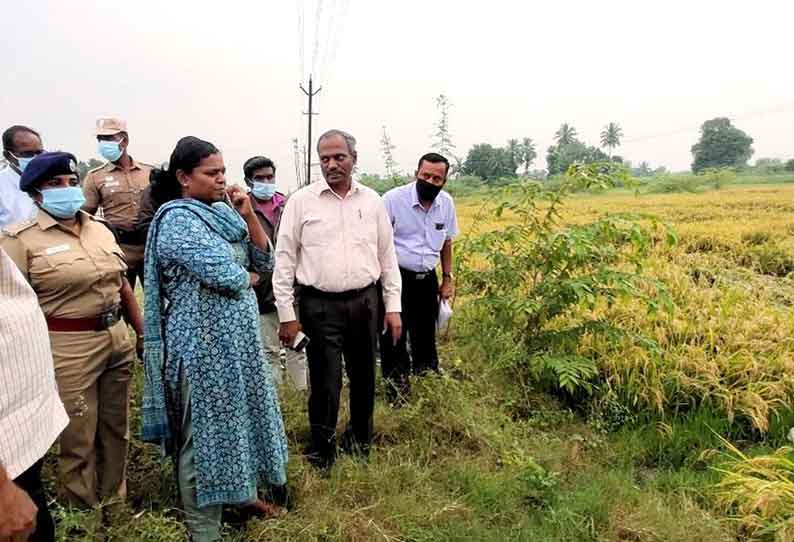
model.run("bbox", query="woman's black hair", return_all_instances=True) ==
[150,136,220,206]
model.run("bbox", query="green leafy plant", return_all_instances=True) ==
[456,161,675,404]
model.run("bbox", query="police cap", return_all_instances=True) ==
[19,151,79,192]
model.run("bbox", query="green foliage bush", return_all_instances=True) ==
[455,162,674,410]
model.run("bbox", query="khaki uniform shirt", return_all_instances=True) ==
[82,158,153,231]
[273,179,402,322]
[0,209,127,319]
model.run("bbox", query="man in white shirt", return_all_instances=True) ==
[0,246,69,542]
[0,125,42,228]
[273,129,402,469]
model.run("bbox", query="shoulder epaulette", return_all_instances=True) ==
[83,213,120,240]
[2,219,37,237]
[86,163,110,176]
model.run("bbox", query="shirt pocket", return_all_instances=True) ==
[301,215,336,247]
[41,248,90,270]
[100,183,135,207]
[428,224,447,252]
[32,248,93,289]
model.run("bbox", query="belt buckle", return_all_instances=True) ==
[415,272,428,280]
[98,311,117,330]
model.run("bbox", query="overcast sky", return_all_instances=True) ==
[2,0,792,191]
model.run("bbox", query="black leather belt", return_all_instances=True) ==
[400,268,435,280]
[301,283,376,300]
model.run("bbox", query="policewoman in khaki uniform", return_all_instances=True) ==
[0,152,144,510]
[82,117,153,289]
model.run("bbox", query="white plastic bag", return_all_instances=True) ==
[437,298,453,332]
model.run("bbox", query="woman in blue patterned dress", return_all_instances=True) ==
[141,137,288,541]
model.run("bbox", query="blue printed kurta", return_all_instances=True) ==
[155,205,288,507]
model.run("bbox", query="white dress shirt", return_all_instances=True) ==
[0,161,36,229]
[0,247,68,479]
[273,179,402,322]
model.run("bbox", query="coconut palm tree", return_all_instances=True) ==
[554,123,578,146]
[506,139,521,174]
[600,122,624,158]
[520,137,537,174]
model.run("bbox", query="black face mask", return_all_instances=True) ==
[416,178,442,202]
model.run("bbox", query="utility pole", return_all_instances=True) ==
[300,76,322,187]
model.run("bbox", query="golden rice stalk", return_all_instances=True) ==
[712,436,794,539]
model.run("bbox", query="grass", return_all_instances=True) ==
[48,182,794,541]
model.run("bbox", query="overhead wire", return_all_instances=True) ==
[297,0,305,82]
[310,0,325,78]
[320,0,350,85]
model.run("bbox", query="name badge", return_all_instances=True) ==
[45,244,70,255]
[435,223,445,230]
[104,176,114,182]
[104,180,120,187]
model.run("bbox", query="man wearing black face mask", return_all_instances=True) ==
[380,152,458,404]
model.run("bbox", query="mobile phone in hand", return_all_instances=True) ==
[292,331,310,352]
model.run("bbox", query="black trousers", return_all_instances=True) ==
[14,459,54,542]
[380,268,439,401]
[126,260,144,290]
[299,284,378,461]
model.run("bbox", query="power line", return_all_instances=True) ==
[310,0,325,77]
[297,0,305,81]
[319,0,350,84]
[316,0,337,83]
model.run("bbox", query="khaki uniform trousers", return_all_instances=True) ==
[259,312,308,390]
[50,320,134,508]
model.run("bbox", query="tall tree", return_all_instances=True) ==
[462,143,515,181]
[600,122,623,158]
[691,117,754,172]
[380,125,399,178]
[520,137,537,174]
[554,123,578,145]
[546,141,608,176]
[432,94,455,157]
[506,139,521,175]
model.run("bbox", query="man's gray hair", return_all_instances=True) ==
[316,129,357,155]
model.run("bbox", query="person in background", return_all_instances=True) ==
[143,137,288,541]
[0,246,69,542]
[273,129,402,470]
[0,125,43,228]
[82,117,153,289]
[0,152,142,513]
[244,155,307,390]
[380,152,458,403]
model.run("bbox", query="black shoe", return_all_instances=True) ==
[339,429,370,458]
[303,445,335,473]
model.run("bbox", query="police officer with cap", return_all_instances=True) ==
[82,117,153,289]
[1,151,144,511]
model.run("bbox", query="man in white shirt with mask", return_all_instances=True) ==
[0,125,43,228]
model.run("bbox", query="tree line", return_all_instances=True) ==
[375,96,791,184]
